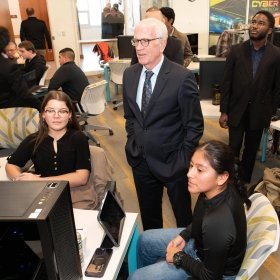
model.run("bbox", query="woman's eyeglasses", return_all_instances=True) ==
[44,109,69,116]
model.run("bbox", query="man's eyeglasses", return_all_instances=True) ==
[44,109,69,116]
[131,38,161,47]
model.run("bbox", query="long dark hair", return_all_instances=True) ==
[33,90,81,152]
[197,140,251,209]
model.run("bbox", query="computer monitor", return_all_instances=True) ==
[0,181,82,280]
[117,35,134,59]
[199,58,226,100]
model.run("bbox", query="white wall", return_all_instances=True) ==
[47,0,80,68]
[7,0,22,45]
[173,0,209,54]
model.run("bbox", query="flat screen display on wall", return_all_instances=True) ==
[209,0,247,34]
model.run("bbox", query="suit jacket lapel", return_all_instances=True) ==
[127,64,143,123]
[241,41,253,80]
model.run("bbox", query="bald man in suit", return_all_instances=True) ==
[123,18,203,230]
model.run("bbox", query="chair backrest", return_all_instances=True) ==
[80,80,107,115]
[39,64,51,86]
[71,145,115,210]
[0,107,39,149]
[236,192,280,280]
[108,60,131,85]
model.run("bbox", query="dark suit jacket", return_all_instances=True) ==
[0,55,41,110]
[131,36,184,66]
[220,40,280,130]
[123,57,204,181]
[20,17,52,49]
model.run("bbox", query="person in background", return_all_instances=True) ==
[0,26,41,111]
[20,7,52,57]
[101,7,113,39]
[123,18,203,230]
[131,8,184,66]
[4,41,24,64]
[160,7,193,67]
[219,10,280,183]
[18,40,46,89]
[5,90,91,189]
[129,140,251,280]
[48,48,89,102]
[112,3,124,36]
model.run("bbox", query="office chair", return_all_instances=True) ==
[0,107,39,149]
[71,145,114,210]
[236,192,279,280]
[39,64,51,86]
[108,60,131,110]
[75,80,113,147]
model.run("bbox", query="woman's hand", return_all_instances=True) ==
[166,235,186,263]
[13,172,41,181]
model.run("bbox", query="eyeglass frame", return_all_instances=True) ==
[131,37,162,47]
[44,108,70,116]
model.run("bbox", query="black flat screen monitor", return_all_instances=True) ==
[117,35,134,59]
[199,58,226,100]
[97,190,126,248]
[0,181,82,280]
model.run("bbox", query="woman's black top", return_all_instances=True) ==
[7,129,91,176]
[179,187,247,280]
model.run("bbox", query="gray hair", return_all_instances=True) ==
[136,18,168,40]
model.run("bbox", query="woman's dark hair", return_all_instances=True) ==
[0,26,10,53]
[33,90,81,152]
[197,140,251,209]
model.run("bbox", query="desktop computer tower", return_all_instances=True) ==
[0,181,82,280]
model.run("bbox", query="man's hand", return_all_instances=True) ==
[166,235,186,263]
[219,113,229,129]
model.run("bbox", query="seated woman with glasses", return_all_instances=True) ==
[5,90,91,190]
[129,140,251,280]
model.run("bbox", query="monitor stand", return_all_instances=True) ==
[100,234,114,249]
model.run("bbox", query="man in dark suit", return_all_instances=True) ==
[0,27,41,111]
[219,10,280,183]
[20,7,52,57]
[130,9,184,66]
[123,18,203,230]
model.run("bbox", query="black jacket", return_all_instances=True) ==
[20,17,52,49]
[0,55,41,110]
[48,61,89,102]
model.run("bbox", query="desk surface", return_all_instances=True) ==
[200,100,220,118]
[79,39,117,44]
[74,209,138,280]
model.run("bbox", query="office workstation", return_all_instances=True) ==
[0,161,138,280]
